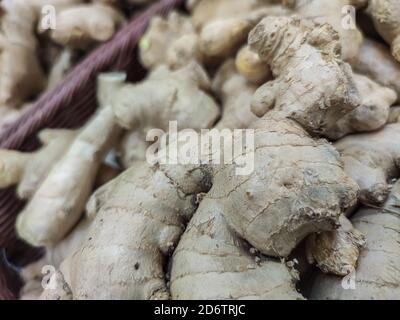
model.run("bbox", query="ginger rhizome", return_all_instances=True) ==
[334,124,400,205]
[305,214,366,276]
[168,16,362,300]
[16,73,126,246]
[326,73,397,139]
[0,129,77,199]
[0,0,47,108]
[48,3,125,50]
[111,63,219,132]
[41,161,214,299]
[311,179,400,300]
[353,39,400,102]
[139,12,199,70]
[212,59,259,130]
[367,0,400,62]
[281,0,366,61]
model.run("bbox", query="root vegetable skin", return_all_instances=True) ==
[49,3,125,50]
[0,0,46,108]
[0,129,77,198]
[306,215,366,276]
[235,45,272,85]
[206,16,361,257]
[111,63,220,132]
[16,106,120,246]
[282,0,364,61]
[116,130,149,169]
[388,106,400,124]
[16,73,127,246]
[249,17,360,139]
[171,200,303,300]
[325,73,397,140]
[213,114,359,258]
[42,162,213,300]
[212,60,259,130]
[334,123,400,205]
[367,0,400,62]
[191,0,276,30]
[311,180,400,300]
[353,39,400,102]
[198,6,289,63]
[139,12,199,70]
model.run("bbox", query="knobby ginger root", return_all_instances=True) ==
[306,215,366,276]
[282,0,364,61]
[367,0,400,62]
[235,45,272,85]
[198,7,287,63]
[352,39,400,102]
[0,129,77,198]
[212,59,259,130]
[249,17,360,139]
[171,200,303,300]
[311,179,400,300]
[191,0,281,31]
[211,16,360,257]
[111,63,219,132]
[334,123,400,205]
[49,3,125,50]
[139,12,199,70]
[42,162,213,300]
[16,73,126,246]
[20,216,92,299]
[325,73,397,140]
[0,0,46,108]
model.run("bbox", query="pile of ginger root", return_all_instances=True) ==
[1,0,400,300]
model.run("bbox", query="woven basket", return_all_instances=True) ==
[0,0,184,300]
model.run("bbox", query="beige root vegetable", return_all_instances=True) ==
[311,179,400,300]
[139,12,199,70]
[249,17,359,136]
[306,215,365,276]
[325,73,397,140]
[188,0,290,63]
[191,0,275,30]
[42,17,363,300]
[352,39,400,102]
[198,7,287,63]
[20,216,92,300]
[172,18,361,298]
[367,0,400,62]
[282,0,365,61]
[111,62,219,131]
[171,18,357,299]
[388,106,400,123]
[49,3,125,50]
[16,73,126,246]
[210,16,360,257]
[0,0,46,108]
[212,59,259,129]
[108,63,220,169]
[42,162,214,300]
[171,200,304,300]
[334,123,400,205]
[235,45,272,85]
[115,130,149,169]
[0,129,77,198]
